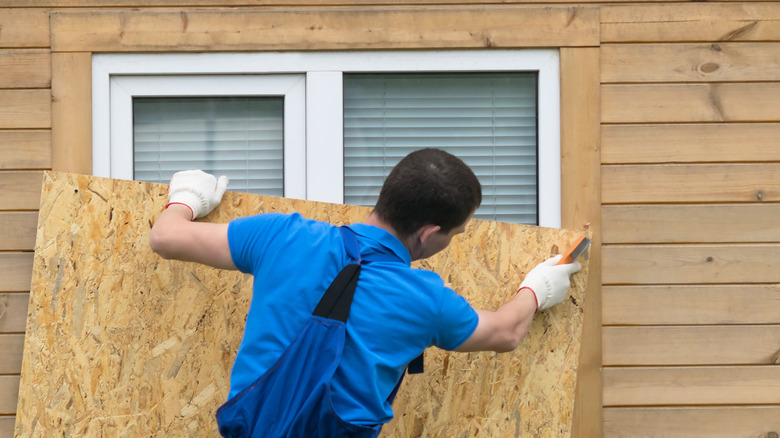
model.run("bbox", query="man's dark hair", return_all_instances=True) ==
[372,148,482,237]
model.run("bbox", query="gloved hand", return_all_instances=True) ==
[518,255,581,311]
[167,170,229,219]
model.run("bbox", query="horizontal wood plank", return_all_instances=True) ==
[0,376,19,415]
[0,253,34,292]
[602,204,780,243]
[0,90,51,129]
[0,49,51,88]
[0,335,23,374]
[603,285,780,325]
[0,212,38,251]
[50,6,599,52]
[602,4,780,43]
[603,366,780,406]
[602,123,780,164]
[0,416,15,437]
[0,130,51,170]
[602,43,780,83]
[603,326,780,366]
[0,171,44,210]
[603,243,780,285]
[0,293,29,333]
[604,406,780,438]
[602,163,780,204]
[0,9,50,48]
[602,83,780,123]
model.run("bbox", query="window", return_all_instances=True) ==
[93,50,560,226]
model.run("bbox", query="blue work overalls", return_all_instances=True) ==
[215,227,420,437]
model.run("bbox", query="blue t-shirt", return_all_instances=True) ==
[227,212,478,425]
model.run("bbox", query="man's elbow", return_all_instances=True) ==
[149,227,177,260]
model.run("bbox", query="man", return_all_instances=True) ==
[150,148,580,437]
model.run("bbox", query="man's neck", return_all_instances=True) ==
[362,212,417,259]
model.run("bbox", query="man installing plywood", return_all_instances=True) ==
[150,148,580,437]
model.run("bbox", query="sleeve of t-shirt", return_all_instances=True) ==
[227,213,288,275]
[431,286,479,351]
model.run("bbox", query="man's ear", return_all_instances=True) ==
[417,224,442,247]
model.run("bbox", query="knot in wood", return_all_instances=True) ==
[699,62,719,74]
[766,432,778,438]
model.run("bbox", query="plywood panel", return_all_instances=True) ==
[0,9,50,48]
[0,131,51,170]
[602,4,780,43]
[0,335,23,374]
[604,406,780,438]
[601,123,780,164]
[0,254,33,292]
[602,43,780,83]
[0,293,29,333]
[0,50,50,88]
[0,171,44,211]
[602,163,780,204]
[602,204,780,243]
[0,90,51,129]
[50,7,599,52]
[0,377,20,415]
[0,212,38,251]
[15,172,589,437]
[603,326,780,366]
[603,366,780,406]
[51,52,91,174]
[603,285,780,325]
[602,244,780,285]
[602,83,780,123]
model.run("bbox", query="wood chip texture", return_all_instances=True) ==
[15,172,589,437]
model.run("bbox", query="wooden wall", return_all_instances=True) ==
[0,1,777,437]
[600,3,780,436]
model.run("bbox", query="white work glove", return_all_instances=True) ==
[167,170,229,219]
[518,255,581,311]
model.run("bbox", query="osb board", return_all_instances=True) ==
[15,171,589,437]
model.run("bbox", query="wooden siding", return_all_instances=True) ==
[2,1,779,437]
[601,3,780,436]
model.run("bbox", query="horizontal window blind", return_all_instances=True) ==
[343,73,538,224]
[133,96,284,196]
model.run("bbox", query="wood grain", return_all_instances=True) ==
[15,172,589,437]
[602,43,780,83]
[0,254,33,292]
[602,204,780,243]
[604,406,780,438]
[602,83,780,123]
[603,326,780,366]
[0,293,29,333]
[0,171,44,211]
[601,123,780,164]
[602,243,780,285]
[0,50,51,89]
[0,212,38,251]
[602,3,780,43]
[0,376,20,415]
[50,7,599,52]
[0,9,50,48]
[602,163,780,204]
[0,335,24,374]
[0,90,51,130]
[603,285,780,325]
[0,131,51,170]
[603,366,780,406]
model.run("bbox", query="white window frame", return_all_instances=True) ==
[93,50,561,227]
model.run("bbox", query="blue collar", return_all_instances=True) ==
[344,223,412,266]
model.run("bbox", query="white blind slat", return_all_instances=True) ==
[133,96,285,197]
[343,72,538,224]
